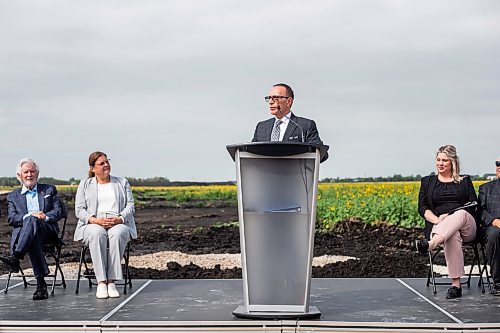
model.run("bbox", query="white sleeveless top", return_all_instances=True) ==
[97,183,118,217]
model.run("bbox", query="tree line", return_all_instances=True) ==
[0,177,233,187]
[321,173,491,183]
[0,173,492,187]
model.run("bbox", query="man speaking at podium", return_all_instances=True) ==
[252,83,327,160]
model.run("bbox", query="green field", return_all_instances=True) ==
[1,182,486,230]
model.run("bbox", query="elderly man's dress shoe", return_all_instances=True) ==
[446,286,462,299]
[33,287,48,300]
[415,239,429,255]
[491,283,500,296]
[33,282,48,301]
[0,255,20,273]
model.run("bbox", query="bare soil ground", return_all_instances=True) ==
[0,192,438,279]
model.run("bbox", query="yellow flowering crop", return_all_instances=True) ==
[44,181,488,230]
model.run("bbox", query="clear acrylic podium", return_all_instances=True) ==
[226,142,329,319]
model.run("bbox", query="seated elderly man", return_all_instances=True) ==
[479,155,500,295]
[0,158,62,300]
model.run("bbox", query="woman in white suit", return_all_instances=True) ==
[74,151,137,299]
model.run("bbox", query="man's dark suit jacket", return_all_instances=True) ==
[7,183,62,254]
[479,179,500,227]
[252,113,328,161]
[252,113,323,144]
[418,175,478,240]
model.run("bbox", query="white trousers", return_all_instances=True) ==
[82,224,131,282]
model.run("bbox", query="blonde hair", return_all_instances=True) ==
[436,145,463,182]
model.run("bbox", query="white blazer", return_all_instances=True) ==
[74,175,137,241]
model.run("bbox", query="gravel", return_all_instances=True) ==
[1,252,357,280]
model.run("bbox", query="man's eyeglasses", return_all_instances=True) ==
[496,161,500,167]
[96,159,111,167]
[264,95,290,102]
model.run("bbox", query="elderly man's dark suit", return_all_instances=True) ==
[478,179,500,284]
[252,113,328,161]
[7,184,62,278]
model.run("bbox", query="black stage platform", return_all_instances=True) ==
[1,278,500,332]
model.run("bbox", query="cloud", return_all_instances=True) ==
[1,0,499,180]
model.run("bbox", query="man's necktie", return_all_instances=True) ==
[271,120,282,141]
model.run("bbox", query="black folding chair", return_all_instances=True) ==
[426,238,491,294]
[4,199,68,295]
[75,241,132,295]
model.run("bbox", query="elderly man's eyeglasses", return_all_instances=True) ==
[264,95,290,102]
[96,159,111,167]
[496,161,500,167]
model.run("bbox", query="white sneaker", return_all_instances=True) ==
[107,283,120,298]
[96,284,108,299]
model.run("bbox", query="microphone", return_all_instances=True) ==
[277,105,305,143]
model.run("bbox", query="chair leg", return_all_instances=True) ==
[75,243,132,295]
[426,265,432,287]
[464,246,478,288]
[469,245,485,293]
[75,246,85,294]
[50,260,66,295]
[425,243,491,295]
[428,251,437,294]
[480,244,492,293]
[19,267,28,288]
[51,268,57,296]
[127,245,132,289]
[82,252,93,288]
[123,243,131,295]
[58,262,67,289]
[4,272,12,293]
[46,249,57,296]
[56,245,66,289]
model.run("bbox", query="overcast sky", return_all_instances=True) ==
[1,1,499,181]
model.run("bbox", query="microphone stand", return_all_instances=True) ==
[277,107,305,142]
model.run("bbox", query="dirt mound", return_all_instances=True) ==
[0,200,432,279]
[126,221,430,279]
